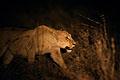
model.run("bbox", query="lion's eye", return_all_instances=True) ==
[65,37,69,40]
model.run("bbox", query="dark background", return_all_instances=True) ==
[0,1,119,80]
[0,0,119,34]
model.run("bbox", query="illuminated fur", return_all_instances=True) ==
[0,25,76,69]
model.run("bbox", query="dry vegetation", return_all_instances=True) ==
[0,7,119,80]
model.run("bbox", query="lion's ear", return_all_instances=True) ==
[60,27,66,31]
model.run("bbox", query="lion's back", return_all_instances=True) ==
[0,28,27,48]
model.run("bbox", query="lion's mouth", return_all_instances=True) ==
[65,46,72,50]
[65,46,72,52]
[60,46,73,53]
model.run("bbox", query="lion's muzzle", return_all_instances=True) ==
[65,44,75,52]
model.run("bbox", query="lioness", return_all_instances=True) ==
[0,25,76,69]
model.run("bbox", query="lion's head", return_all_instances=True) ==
[55,30,76,52]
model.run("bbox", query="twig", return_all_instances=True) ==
[78,14,102,25]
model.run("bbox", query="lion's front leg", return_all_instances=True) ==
[50,48,67,69]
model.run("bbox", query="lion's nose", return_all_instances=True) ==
[72,42,76,48]
[73,42,76,45]
[72,44,76,48]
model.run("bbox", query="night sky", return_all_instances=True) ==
[0,0,119,34]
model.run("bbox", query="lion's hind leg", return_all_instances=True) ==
[3,50,14,68]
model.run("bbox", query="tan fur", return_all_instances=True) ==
[0,25,76,69]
